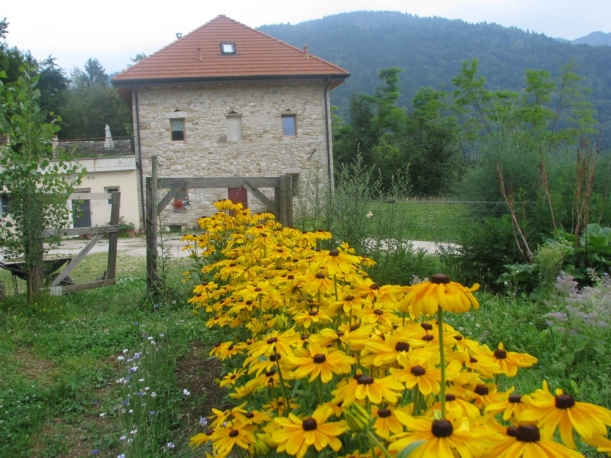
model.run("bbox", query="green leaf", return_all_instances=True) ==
[396,440,425,458]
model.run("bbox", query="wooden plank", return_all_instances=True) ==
[51,278,117,295]
[243,181,276,213]
[68,193,114,200]
[284,174,294,228]
[106,192,121,280]
[157,179,187,214]
[41,225,119,239]
[50,234,104,286]
[157,177,280,189]
[146,156,159,293]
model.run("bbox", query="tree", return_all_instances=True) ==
[83,58,108,86]
[0,66,84,300]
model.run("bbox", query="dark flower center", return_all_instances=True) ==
[469,356,478,363]
[374,309,384,316]
[377,408,391,418]
[245,300,252,305]
[422,334,434,342]
[269,354,280,362]
[302,418,318,431]
[344,295,355,302]
[202,282,209,286]
[229,430,239,437]
[494,349,508,359]
[255,287,262,292]
[267,337,278,344]
[431,419,453,438]
[313,354,327,364]
[228,345,234,351]
[370,284,380,290]
[515,425,540,442]
[395,342,410,352]
[350,325,359,331]
[411,365,426,376]
[301,335,309,340]
[555,394,576,409]
[453,335,463,341]
[445,394,456,401]
[315,273,326,279]
[230,375,236,379]
[509,394,522,403]
[205,429,215,436]
[287,275,295,280]
[421,323,433,331]
[507,427,517,437]
[357,375,374,385]
[474,385,489,396]
[329,249,339,257]
[245,412,255,419]
[265,370,275,377]
[309,310,318,316]
[431,274,450,284]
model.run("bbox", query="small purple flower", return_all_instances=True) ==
[92,451,99,455]
[129,366,138,373]
[149,411,156,415]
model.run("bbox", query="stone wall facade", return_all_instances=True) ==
[133,81,334,228]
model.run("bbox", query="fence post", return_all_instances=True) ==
[145,156,159,294]
[274,175,293,227]
[106,192,120,280]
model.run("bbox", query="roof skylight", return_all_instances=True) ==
[220,43,236,54]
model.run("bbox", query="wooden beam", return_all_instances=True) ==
[50,278,117,295]
[242,181,276,213]
[50,233,104,286]
[157,179,187,214]
[157,177,280,189]
[146,156,159,294]
[41,225,119,239]
[106,192,120,280]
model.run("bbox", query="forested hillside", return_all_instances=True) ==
[259,11,611,139]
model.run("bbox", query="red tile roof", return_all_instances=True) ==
[113,15,349,85]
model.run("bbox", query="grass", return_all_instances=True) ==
[0,249,229,457]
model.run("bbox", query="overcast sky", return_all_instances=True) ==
[2,0,609,75]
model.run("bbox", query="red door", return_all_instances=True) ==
[228,187,248,209]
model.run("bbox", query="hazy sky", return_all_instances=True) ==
[2,0,609,74]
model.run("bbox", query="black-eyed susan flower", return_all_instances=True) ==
[485,424,584,458]
[219,369,245,388]
[332,374,404,406]
[314,248,360,276]
[272,405,347,458]
[287,343,355,383]
[371,405,406,439]
[475,342,538,377]
[520,381,611,449]
[485,388,528,423]
[210,421,258,457]
[401,274,480,316]
[391,352,442,396]
[388,415,492,458]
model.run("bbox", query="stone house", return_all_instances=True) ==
[112,15,349,228]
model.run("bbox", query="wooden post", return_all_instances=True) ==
[274,175,293,228]
[106,192,120,280]
[146,156,159,293]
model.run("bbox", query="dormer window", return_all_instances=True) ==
[220,43,236,54]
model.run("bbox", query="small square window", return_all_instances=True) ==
[105,187,119,205]
[221,43,236,54]
[1,193,11,215]
[282,115,296,137]
[171,119,185,141]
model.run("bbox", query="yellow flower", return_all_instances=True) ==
[219,369,246,388]
[248,328,301,359]
[401,274,479,316]
[520,381,611,449]
[332,374,404,406]
[314,248,360,276]
[485,424,584,458]
[287,343,356,383]
[210,421,258,457]
[371,405,406,439]
[485,388,528,423]
[481,342,538,377]
[388,416,492,458]
[391,352,442,396]
[272,405,347,458]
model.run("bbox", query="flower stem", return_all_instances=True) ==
[366,431,393,458]
[274,349,290,416]
[438,305,446,419]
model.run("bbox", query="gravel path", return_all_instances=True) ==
[43,236,458,259]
